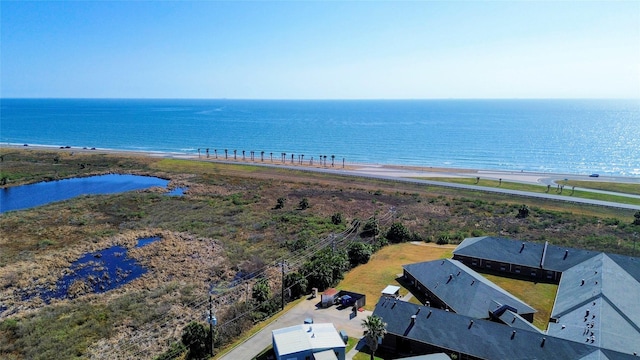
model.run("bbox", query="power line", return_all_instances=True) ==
[110,208,397,358]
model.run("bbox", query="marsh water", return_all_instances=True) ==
[0,174,170,213]
[35,236,162,303]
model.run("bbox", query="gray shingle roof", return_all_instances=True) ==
[454,236,600,271]
[547,253,640,355]
[403,259,536,317]
[499,308,544,333]
[373,298,637,360]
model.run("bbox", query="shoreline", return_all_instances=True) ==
[3,143,639,186]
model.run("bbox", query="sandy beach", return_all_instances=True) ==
[3,144,639,188]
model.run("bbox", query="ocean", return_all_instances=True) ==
[1,98,639,177]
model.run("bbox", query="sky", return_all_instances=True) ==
[1,1,639,99]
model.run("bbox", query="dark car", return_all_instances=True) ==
[589,174,600,177]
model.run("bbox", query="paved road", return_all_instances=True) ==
[218,297,372,360]
[322,168,640,211]
[186,158,640,211]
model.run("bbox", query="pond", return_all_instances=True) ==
[35,236,162,303]
[166,187,188,196]
[0,174,170,213]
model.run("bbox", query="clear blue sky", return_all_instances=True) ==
[1,1,639,99]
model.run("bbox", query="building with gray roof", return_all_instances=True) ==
[403,259,536,321]
[375,237,640,358]
[547,253,640,355]
[373,298,637,360]
[453,236,600,282]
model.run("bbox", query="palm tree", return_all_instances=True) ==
[242,150,245,160]
[324,155,328,166]
[331,155,335,167]
[270,152,273,162]
[301,154,304,164]
[362,315,387,360]
[261,151,265,162]
[214,149,218,159]
[197,148,201,158]
[224,149,228,159]
[291,153,294,164]
[206,148,209,158]
[234,150,237,160]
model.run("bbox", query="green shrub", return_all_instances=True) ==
[386,222,411,243]
[331,212,343,225]
[437,233,450,245]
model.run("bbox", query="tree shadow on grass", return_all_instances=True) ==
[352,340,394,360]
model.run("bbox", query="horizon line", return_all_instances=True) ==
[2,97,639,101]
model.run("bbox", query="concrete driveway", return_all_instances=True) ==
[218,296,372,360]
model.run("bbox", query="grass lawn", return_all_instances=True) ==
[337,242,454,311]
[481,274,558,331]
[557,179,640,195]
[346,337,359,353]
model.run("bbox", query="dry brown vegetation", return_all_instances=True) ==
[1,148,639,359]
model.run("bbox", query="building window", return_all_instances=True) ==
[485,261,492,268]
[515,266,521,274]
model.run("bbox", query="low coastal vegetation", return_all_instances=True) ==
[1,148,639,359]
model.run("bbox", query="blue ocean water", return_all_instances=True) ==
[1,99,639,176]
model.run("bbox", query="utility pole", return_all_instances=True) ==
[331,233,335,254]
[281,260,286,311]
[208,295,214,356]
[373,212,377,244]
